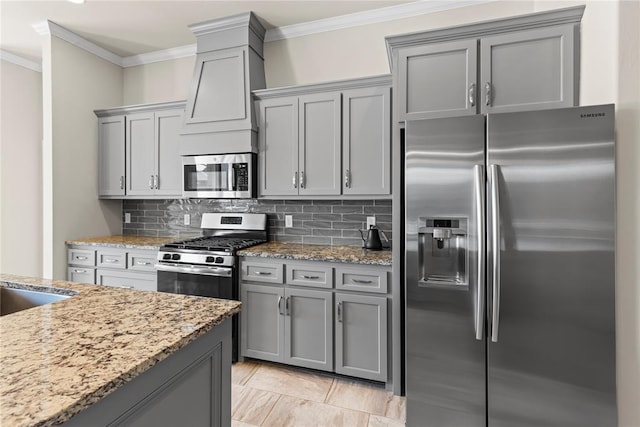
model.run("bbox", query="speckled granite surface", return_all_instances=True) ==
[0,273,240,427]
[237,242,392,266]
[65,235,179,250]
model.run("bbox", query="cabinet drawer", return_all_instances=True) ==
[241,260,284,284]
[96,269,157,291]
[336,267,388,294]
[68,249,95,266]
[96,250,126,269]
[286,264,333,289]
[67,267,96,284]
[128,252,156,271]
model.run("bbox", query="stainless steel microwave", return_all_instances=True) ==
[182,153,255,198]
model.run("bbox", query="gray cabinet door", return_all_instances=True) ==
[183,48,248,132]
[480,25,577,113]
[98,116,125,196]
[240,283,285,362]
[342,86,391,195]
[398,39,478,121]
[257,97,299,196]
[155,109,183,197]
[335,293,388,382]
[126,112,156,196]
[283,288,333,372]
[298,92,341,196]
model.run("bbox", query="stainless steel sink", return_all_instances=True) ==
[0,286,71,316]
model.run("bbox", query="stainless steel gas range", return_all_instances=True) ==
[155,212,267,361]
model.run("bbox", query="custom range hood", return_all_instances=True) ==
[180,12,266,155]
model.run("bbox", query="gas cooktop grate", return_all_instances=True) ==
[164,236,266,252]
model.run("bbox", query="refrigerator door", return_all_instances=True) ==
[486,105,616,426]
[405,115,486,426]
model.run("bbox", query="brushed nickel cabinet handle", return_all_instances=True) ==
[300,171,305,189]
[469,83,476,107]
[344,170,350,188]
[485,82,492,107]
[255,271,272,276]
[75,256,87,260]
[120,176,124,190]
[293,172,298,189]
[104,259,118,264]
[337,302,343,322]
[74,269,86,274]
[137,261,152,266]
[278,296,283,315]
[154,174,159,189]
[352,279,373,284]
[301,275,320,280]
[285,296,290,316]
[149,175,154,189]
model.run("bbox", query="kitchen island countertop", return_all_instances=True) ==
[65,234,180,250]
[237,241,392,266]
[0,273,240,427]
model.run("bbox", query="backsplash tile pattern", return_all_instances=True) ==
[122,199,392,247]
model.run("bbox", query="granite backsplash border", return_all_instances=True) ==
[122,199,392,247]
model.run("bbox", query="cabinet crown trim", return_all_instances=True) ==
[94,100,186,117]
[253,74,391,100]
[385,5,585,69]
[189,11,266,41]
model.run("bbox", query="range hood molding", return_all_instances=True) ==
[180,11,266,156]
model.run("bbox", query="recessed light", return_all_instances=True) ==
[68,0,85,4]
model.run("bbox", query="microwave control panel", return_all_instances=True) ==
[233,163,249,191]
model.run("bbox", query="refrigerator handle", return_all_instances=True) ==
[474,165,485,341]
[490,164,501,343]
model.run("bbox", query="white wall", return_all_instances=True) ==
[42,37,123,279]
[123,56,194,105]
[0,60,43,276]
[31,1,640,423]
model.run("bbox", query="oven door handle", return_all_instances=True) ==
[155,263,233,278]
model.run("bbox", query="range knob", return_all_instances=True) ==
[215,257,224,264]
[171,254,181,261]
[205,256,215,263]
[162,253,171,260]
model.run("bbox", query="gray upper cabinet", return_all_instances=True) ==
[480,25,577,113]
[126,112,155,196]
[95,102,185,199]
[98,116,125,196]
[299,92,341,196]
[342,86,391,195]
[386,6,584,119]
[254,75,392,198]
[257,97,299,197]
[397,40,477,121]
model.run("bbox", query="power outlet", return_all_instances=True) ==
[366,216,376,229]
[184,214,191,226]
[124,213,131,224]
[285,215,293,228]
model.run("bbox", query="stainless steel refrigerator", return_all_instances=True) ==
[404,105,616,426]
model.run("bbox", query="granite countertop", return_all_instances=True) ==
[65,235,179,250]
[237,241,392,266]
[0,274,240,427]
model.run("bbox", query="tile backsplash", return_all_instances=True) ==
[122,199,392,247]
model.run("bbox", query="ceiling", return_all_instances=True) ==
[0,0,417,63]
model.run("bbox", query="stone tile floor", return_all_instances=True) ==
[232,360,406,427]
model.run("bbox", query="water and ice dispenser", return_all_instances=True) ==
[418,217,468,288]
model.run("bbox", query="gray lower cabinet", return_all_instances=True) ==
[335,292,388,382]
[240,257,390,383]
[388,8,584,120]
[67,245,157,292]
[98,115,125,196]
[255,75,392,198]
[66,320,232,427]
[95,102,185,199]
[240,283,333,371]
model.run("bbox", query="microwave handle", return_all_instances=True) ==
[230,165,235,191]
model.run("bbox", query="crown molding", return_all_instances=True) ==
[33,20,123,66]
[28,1,499,69]
[122,44,196,67]
[253,74,392,99]
[263,0,497,42]
[0,49,42,72]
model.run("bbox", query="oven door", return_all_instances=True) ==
[156,263,235,299]
[182,153,254,198]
